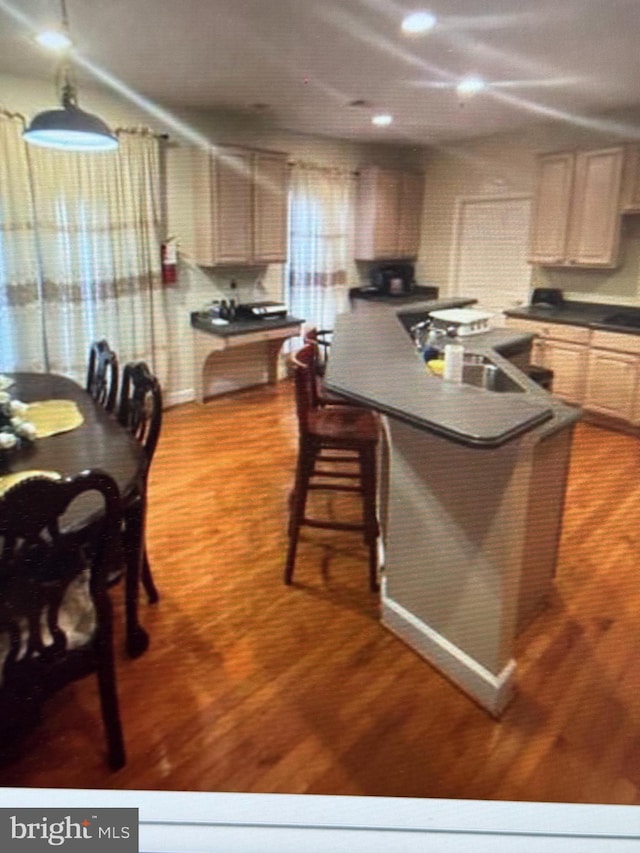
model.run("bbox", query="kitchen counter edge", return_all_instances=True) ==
[325,301,580,449]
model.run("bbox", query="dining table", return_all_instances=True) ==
[0,371,150,658]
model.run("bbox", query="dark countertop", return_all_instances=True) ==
[504,300,640,334]
[325,301,579,449]
[348,284,439,305]
[191,311,303,337]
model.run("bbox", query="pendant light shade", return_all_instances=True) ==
[23,100,118,151]
[24,0,118,152]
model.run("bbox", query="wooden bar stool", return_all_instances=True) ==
[284,343,380,592]
[303,327,354,407]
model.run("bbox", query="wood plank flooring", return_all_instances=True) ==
[1,381,639,804]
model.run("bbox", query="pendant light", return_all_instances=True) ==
[23,0,118,152]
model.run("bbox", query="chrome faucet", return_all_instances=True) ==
[409,318,432,349]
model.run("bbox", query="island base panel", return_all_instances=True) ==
[381,589,516,716]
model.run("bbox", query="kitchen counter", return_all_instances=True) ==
[325,304,578,448]
[504,300,640,334]
[190,311,303,403]
[190,311,303,337]
[348,284,439,305]
[325,299,578,715]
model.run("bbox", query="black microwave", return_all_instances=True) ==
[370,263,415,295]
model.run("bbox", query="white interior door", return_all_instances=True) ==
[451,195,532,326]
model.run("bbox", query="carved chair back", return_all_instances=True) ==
[0,470,126,768]
[86,339,119,413]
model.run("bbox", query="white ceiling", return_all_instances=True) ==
[1,0,640,145]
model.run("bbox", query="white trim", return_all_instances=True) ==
[165,388,195,408]
[380,584,516,717]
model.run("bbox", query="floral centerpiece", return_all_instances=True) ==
[0,389,37,450]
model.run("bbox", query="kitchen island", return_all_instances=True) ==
[325,302,580,715]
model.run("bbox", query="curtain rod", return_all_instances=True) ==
[115,126,169,140]
[0,108,27,124]
[287,159,358,175]
[1,112,170,140]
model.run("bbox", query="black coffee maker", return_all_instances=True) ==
[370,263,415,296]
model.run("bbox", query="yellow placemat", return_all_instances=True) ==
[0,470,61,497]
[26,400,84,438]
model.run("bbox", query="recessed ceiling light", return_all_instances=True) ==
[401,10,437,35]
[35,29,72,51]
[372,113,393,127]
[456,75,487,98]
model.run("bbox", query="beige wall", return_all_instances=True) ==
[418,109,640,306]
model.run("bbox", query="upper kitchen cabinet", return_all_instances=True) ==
[167,145,288,266]
[528,152,574,266]
[528,146,625,268]
[354,166,424,261]
[252,152,290,262]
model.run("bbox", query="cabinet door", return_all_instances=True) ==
[542,340,588,404]
[355,167,400,260]
[504,317,544,364]
[585,348,638,420]
[167,147,216,265]
[621,145,640,212]
[396,172,424,259]
[566,147,624,267]
[252,152,289,263]
[530,337,545,367]
[528,152,574,265]
[372,169,401,259]
[213,148,253,264]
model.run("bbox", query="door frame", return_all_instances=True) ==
[447,192,532,302]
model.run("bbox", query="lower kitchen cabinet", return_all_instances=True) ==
[505,318,640,425]
[541,339,589,404]
[504,318,589,405]
[585,330,640,423]
[584,348,638,421]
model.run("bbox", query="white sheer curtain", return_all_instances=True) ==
[0,111,46,371]
[286,162,354,332]
[0,118,168,387]
[27,129,167,385]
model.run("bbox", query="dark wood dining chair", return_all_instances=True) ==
[0,470,126,769]
[284,343,381,592]
[86,339,119,414]
[117,362,163,609]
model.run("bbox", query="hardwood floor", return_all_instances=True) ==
[1,381,639,804]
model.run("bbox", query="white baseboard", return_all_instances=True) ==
[164,377,288,409]
[381,585,516,717]
[165,388,196,408]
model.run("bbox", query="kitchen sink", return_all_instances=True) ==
[462,355,526,393]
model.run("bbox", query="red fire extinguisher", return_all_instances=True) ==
[161,237,178,285]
